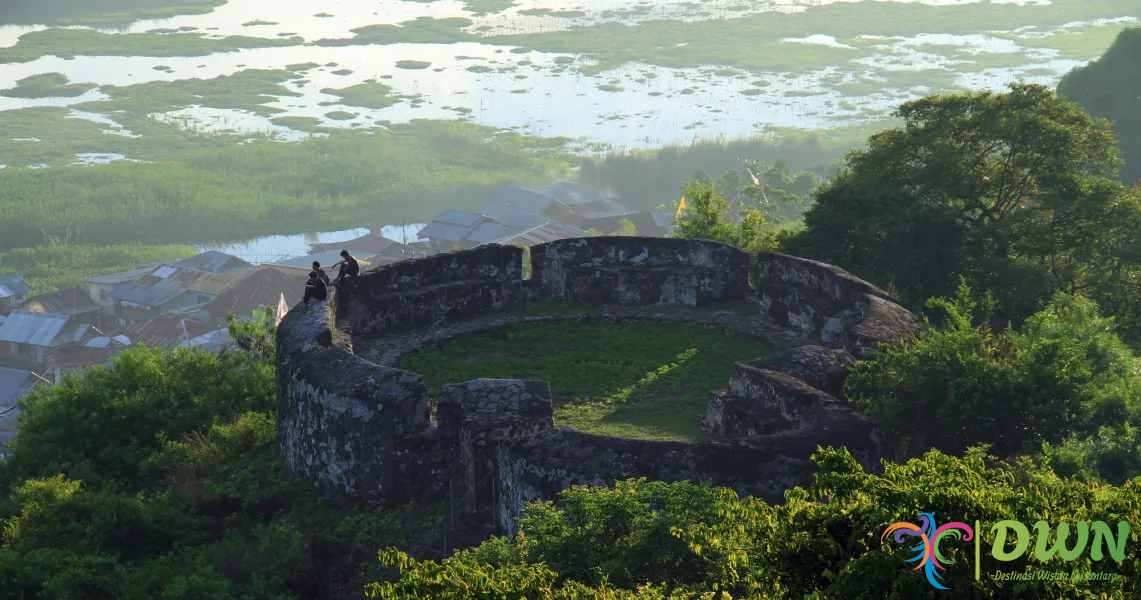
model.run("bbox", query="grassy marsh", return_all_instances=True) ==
[0,243,198,295]
[75,69,304,118]
[0,28,303,64]
[319,81,405,109]
[0,73,97,98]
[401,320,777,441]
[0,0,224,27]
[0,121,574,249]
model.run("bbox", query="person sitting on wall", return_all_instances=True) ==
[312,260,330,286]
[329,250,360,287]
[302,270,328,308]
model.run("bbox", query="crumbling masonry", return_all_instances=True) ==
[276,237,918,534]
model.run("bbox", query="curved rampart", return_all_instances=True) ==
[277,237,918,534]
[754,251,918,358]
[530,237,750,306]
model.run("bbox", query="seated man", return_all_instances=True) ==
[330,249,360,286]
[312,260,330,286]
[302,270,328,308]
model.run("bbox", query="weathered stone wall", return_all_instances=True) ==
[493,416,880,535]
[275,237,915,539]
[276,291,439,504]
[338,244,527,336]
[755,252,918,357]
[530,237,749,306]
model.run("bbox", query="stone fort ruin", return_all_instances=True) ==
[276,237,918,534]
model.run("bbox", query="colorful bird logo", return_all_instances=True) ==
[881,513,974,589]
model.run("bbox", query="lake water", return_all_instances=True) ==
[195,223,425,264]
[0,0,1136,150]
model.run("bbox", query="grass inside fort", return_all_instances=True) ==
[400,320,777,441]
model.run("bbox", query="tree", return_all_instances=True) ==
[789,84,1141,335]
[1058,27,1141,187]
[844,281,1141,461]
[225,306,276,364]
[672,180,776,256]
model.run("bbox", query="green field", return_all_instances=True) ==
[400,320,778,441]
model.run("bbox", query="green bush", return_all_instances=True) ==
[369,448,1141,598]
[844,282,1141,461]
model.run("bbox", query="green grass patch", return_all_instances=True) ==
[463,0,516,16]
[396,60,432,70]
[319,81,404,109]
[519,8,586,18]
[0,0,225,27]
[597,84,624,92]
[267,116,328,133]
[331,68,354,76]
[324,110,358,121]
[316,17,474,46]
[75,69,303,118]
[401,320,777,441]
[0,242,198,295]
[0,73,97,98]
[286,62,321,72]
[0,28,303,64]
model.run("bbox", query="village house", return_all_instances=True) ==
[43,345,121,385]
[263,250,376,278]
[417,210,585,253]
[0,365,40,455]
[106,265,249,324]
[0,309,95,370]
[0,275,31,311]
[308,230,421,263]
[17,286,105,328]
[84,252,252,316]
[198,267,307,324]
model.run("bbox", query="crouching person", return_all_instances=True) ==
[302,270,328,308]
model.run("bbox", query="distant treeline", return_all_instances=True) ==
[579,125,877,210]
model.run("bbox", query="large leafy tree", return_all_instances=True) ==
[1058,27,1141,187]
[789,84,1141,334]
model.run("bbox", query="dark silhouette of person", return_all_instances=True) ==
[312,261,330,286]
[302,270,328,308]
[330,250,360,286]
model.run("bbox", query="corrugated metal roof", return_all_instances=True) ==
[465,221,522,244]
[480,208,550,231]
[18,287,101,316]
[311,233,406,256]
[85,266,155,285]
[110,314,216,349]
[541,181,615,206]
[185,270,249,296]
[488,222,587,246]
[483,185,559,216]
[46,345,121,369]
[574,200,637,220]
[417,221,474,242]
[0,275,31,299]
[436,210,485,227]
[109,267,199,306]
[202,267,307,318]
[169,251,253,274]
[0,310,69,346]
[0,366,37,408]
[268,250,377,270]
